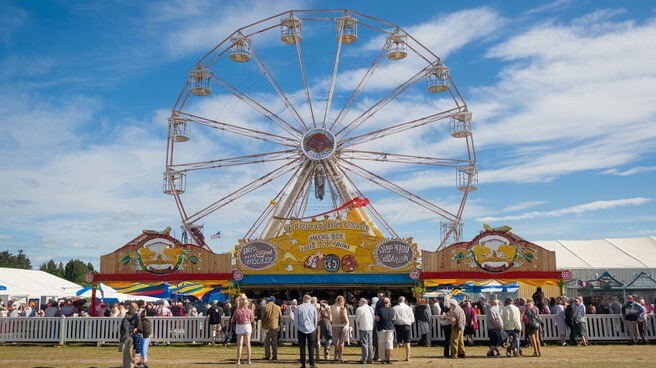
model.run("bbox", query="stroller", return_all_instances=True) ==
[503,330,522,357]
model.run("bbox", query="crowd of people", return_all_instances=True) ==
[1,290,653,367]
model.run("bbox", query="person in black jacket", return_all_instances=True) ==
[564,297,576,345]
[134,309,151,368]
[119,303,141,368]
[206,301,224,345]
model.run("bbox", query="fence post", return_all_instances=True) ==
[58,317,66,345]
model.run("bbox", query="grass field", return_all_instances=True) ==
[1,342,654,368]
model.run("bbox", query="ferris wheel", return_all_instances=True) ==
[164,9,477,250]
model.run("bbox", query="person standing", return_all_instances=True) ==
[119,303,141,368]
[233,294,255,365]
[447,299,466,359]
[330,295,350,362]
[501,297,522,357]
[414,298,431,347]
[524,299,543,356]
[355,298,374,364]
[136,309,152,368]
[375,297,395,364]
[393,296,415,361]
[439,297,452,357]
[317,299,333,360]
[637,297,650,343]
[564,296,576,345]
[622,294,643,345]
[484,299,503,356]
[462,300,478,346]
[573,297,588,347]
[554,297,567,346]
[261,296,282,361]
[294,294,318,368]
[206,301,224,345]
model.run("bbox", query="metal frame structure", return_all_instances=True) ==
[165,9,477,250]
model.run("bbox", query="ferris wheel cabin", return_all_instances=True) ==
[168,114,189,142]
[426,64,449,93]
[280,15,302,44]
[450,110,473,138]
[162,170,186,195]
[335,15,357,44]
[230,36,251,62]
[188,67,212,96]
[386,33,408,60]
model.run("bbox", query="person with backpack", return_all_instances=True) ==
[523,299,542,357]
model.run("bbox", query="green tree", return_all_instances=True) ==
[40,259,65,278]
[0,250,32,269]
[64,259,92,284]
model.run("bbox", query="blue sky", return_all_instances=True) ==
[1,0,654,270]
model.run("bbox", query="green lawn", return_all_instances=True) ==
[0,342,653,367]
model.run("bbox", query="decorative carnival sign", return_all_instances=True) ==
[373,239,415,270]
[119,237,200,275]
[237,240,278,270]
[452,231,537,273]
[235,219,418,275]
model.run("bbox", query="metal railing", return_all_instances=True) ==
[0,314,653,345]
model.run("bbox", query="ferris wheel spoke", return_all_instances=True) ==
[321,18,349,129]
[211,75,302,137]
[248,44,309,131]
[339,107,458,148]
[261,160,314,238]
[340,149,473,167]
[168,150,299,172]
[244,159,309,240]
[184,158,301,225]
[337,168,399,238]
[293,35,317,128]
[339,158,457,222]
[329,35,392,131]
[335,65,431,139]
[180,112,298,148]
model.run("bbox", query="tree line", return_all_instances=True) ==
[1,249,95,285]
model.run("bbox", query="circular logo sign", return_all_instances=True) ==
[233,269,244,281]
[323,254,340,272]
[301,128,337,160]
[238,240,278,270]
[373,240,414,270]
[84,272,94,283]
[409,268,420,280]
[561,269,573,281]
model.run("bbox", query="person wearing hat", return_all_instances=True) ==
[261,296,282,361]
[206,300,224,345]
[447,298,466,359]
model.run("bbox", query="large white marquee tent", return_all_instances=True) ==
[0,267,81,304]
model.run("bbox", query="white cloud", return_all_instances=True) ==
[501,201,547,212]
[471,13,656,183]
[477,197,651,222]
[603,166,656,176]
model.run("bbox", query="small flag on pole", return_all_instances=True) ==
[210,231,221,239]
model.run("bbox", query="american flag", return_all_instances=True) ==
[210,231,221,239]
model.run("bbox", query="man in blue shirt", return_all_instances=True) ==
[294,294,318,368]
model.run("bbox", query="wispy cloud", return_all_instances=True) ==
[477,197,651,222]
[603,167,656,176]
[472,12,656,184]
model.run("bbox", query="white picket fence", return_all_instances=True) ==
[0,315,653,345]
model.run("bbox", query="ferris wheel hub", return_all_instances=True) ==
[301,127,337,161]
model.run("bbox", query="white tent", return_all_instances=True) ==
[0,267,81,304]
[76,283,161,302]
[535,236,656,269]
